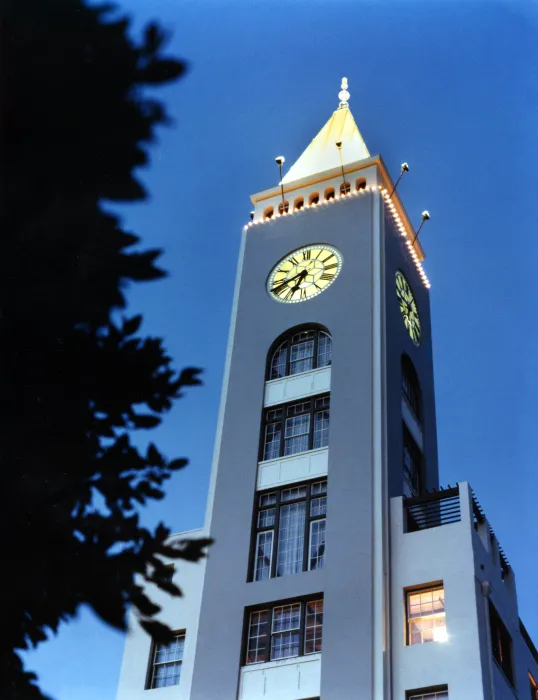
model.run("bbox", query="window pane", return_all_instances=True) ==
[271,344,287,380]
[407,587,446,645]
[309,520,326,570]
[289,340,314,375]
[254,531,274,581]
[304,600,324,654]
[154,636,185,664]
[311,481,327,496]
[310,496,327,517]
[259,492,277,508]
[409,693,448,700]
[271,631,300,660]
[258,508,276,528]
[264,423,282,461]
[281,485,308,502]
[313,409,330,449]
[276,502,306,576]
[247,611,268,664]
[272,603,301,632]
[152,662,182,688]
[284,415,310,455]
[317,332,332,368]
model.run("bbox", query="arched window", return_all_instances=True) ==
[309,192,320,206]
[278,200,289,215]
[340,181,350,195]
[269,328,332,380]
[402,354,421,421]
[264,206,274,220]
[294,196,304,211]
[324,187,335,201]
[356,178,366,191]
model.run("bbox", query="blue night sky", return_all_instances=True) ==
[24,1,537,698]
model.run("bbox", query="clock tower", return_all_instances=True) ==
[188,79,439,699]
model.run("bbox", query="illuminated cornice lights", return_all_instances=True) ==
[246,181,430,289]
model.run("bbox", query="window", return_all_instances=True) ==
[324,186,335,200]
[278,200,289,215]
[294,196,304,210]
[149,633,185,689]
[269,329,332,380]
[530,672,538,700]
[356,177,366,191]
[402,354,421,421]
[262,396,330,461]
[403,424,422,497]
[489,602,514,684]
[407,586,446,645]
[264,206,274,220]
[252,480,327,580]
[340,181,350,195]
[309,192,319,205]
[408,690,448,700]
[245,598,323,664]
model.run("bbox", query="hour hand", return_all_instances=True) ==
[271,271,302,295]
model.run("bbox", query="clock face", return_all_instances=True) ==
[396,271,421,346]
[267,245,343,303]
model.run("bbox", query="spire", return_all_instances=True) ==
[282,78,370,185]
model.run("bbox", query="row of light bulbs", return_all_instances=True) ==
[245,183,431,289]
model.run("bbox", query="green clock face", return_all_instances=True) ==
[267,244,343,303]
[396,271,421,345]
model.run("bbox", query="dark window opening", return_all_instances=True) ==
[356,178,367,191]
[402,354,422,421]
[403,424,422,497]
[309,192,320,205]
[340,181,351,195]
[264,206,274,220]
[294,196,304,211]
[489,602,514,685]
[278,200,289,215]
[324,187,335,201]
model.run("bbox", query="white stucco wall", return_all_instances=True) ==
[115,529,207,700]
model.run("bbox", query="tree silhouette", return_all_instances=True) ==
[1,1,210,697]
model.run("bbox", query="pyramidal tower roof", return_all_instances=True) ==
[282,78,370,184]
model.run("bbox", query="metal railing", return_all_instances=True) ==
[404,485,461,532]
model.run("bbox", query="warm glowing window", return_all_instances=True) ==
[294,196,304,210]
[270,329,331,380]
[148,633,185,688]
[264,206,274,220]
[407,586,446,645]
[278,200,289,215]
[246,598,323,664]
[251,480,327,581]
[324,187,335,201]
[309,192,319,205]
[530,672,538,700]
[489,602,514,685]
[356,177,366,191]
[340,181,351,195]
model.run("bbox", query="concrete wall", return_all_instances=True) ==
[115,530,207,700]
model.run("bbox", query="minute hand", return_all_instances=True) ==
[272,271,304,295]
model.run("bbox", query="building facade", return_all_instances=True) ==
[116,82,538,700]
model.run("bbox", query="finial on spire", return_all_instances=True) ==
[338,77,350,108]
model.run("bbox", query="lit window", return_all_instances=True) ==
[269,329,332,380]
[530,672,538,700]
[252,481,327,580]
[408,690,448,700]
[407,586,446,645]
[149,634,185,688]
[262,396,330,461]
[245,598,323,664]
[403,424,422,498]
[489,602,514,685]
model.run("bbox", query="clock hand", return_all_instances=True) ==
[272,270,304,295]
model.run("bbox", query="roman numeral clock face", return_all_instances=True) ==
[395,271,421,345]
[267,245,343,303]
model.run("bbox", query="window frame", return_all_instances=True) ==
[260,394,330,462]
[489,601,514,686]
[403,422,422,497]
[402,354,422,421]
[244,596,324,665]
[407,687,448,700]
[406,584,446,646]
[268,329,332,381]
[146,631,186,690]
[249,479,327,581]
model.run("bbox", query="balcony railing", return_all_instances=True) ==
[404,485,461,532]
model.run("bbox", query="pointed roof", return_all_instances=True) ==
[282,78,370,185]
